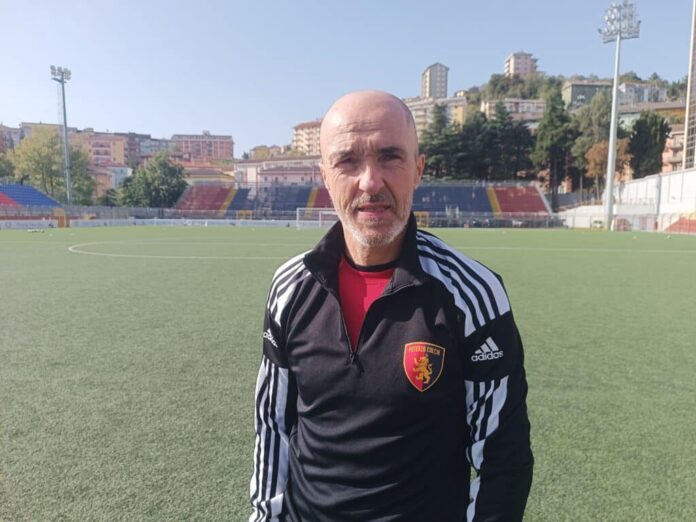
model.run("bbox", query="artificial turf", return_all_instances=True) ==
[1,225,695,521]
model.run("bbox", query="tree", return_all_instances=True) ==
[420,104,457,178]
[628,111,671,178]
[120,153,187,208]
[532,91,576,211]
[585,139,632,199]
[0,153,14,180]
[9,128,94,204]
[454,111,495,180]
[96,188,119,207]
[571,89,613,172]
[668,76,687,101]
[619,71,642,83]
[488,103,533,180]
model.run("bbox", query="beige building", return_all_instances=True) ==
[70,130,127,166]
[403,93,468,139]
[292,120,322,156]
[250,145,284,160]
[504,52,538,80]
[663,124,684,172]
[421,63,449,99]
[480,98,546,123]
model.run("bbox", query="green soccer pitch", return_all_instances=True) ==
[1,225,695,521]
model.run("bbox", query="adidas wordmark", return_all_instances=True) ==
[471,337,504,362]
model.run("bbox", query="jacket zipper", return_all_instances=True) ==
[331,282,419,366]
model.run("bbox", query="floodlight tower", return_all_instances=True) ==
[598,1,640,231]
[50,65,73,205]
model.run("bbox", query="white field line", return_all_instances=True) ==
[66,240,696,260]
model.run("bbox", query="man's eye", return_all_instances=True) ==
[382,154,401,161]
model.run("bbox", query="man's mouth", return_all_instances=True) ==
[356,203,391,215]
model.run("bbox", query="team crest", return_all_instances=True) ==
[403,342,445,392]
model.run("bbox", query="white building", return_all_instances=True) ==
[618,82,668,105]
[480,98,546,123]
[403,94,468,139]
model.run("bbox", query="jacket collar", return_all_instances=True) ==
[304,213,428,295]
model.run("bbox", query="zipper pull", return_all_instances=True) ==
[349,350,364,373]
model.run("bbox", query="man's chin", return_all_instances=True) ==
[345,219,407,248]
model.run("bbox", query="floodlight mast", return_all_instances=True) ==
[50,65,73,206]
[598,1,640,231]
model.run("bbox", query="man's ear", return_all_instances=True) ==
[415,154,425,188]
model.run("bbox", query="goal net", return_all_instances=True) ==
[296,207,339,228]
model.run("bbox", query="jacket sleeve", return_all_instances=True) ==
[249,305,297,522]
[463,309,533,522]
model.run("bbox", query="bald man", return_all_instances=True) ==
[249,91,533,521]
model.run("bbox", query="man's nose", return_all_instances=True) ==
[357,160,385,195]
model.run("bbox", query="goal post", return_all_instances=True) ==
[296,207,339,228]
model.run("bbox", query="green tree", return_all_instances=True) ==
[121,153,187,208]
[0,153,14,180]
[96,188,119,207]
[619,71,642,83]
[532,91,576,211]
[668,76,687,101]
[454,111,495,180]
[628,111,671,178]
[9,128,94,204]
[488,103,529,180]
[420,104,457,178]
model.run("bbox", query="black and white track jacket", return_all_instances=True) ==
[249,215,533,522]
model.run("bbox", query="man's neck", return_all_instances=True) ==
[343,231,405,266]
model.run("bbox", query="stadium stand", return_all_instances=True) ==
[665,214,696,234]
[176,184,233,212]
[413,186,493,213]
[491,186,549,214]
[307,187,333,208]
[0,184,61,208]
[0,192,20,207]
[227,187,252,211]
[265,186,312,211]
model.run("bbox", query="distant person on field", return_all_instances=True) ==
[249,90,533,521]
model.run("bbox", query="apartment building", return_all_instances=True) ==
[170,131,234,162]
[0,125,21,153]
[480,98,546,122]
[292,119,322,156]
[561,80,612,110]
[69,130,126,166]
[421,63,449,99]
[618,82,668,105]
[403,93,469,139]
[504,52,538,80]
[663,124,684,172]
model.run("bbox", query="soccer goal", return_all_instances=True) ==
[296,207,339,228]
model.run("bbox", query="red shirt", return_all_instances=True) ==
[338,257,395,350]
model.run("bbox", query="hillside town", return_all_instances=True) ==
[0,51,686,208]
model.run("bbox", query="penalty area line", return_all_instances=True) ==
[67,243,288,260]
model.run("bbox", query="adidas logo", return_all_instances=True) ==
[263,329,278,348]
[471,337,504,362]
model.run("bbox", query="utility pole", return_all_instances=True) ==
[598,1,640,231]
[50,65,73,205]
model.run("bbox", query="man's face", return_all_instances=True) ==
[320,95,424,248]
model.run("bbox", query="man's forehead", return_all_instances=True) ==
[323,111,412,151]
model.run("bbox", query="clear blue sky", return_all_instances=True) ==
[1,0,692,155]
